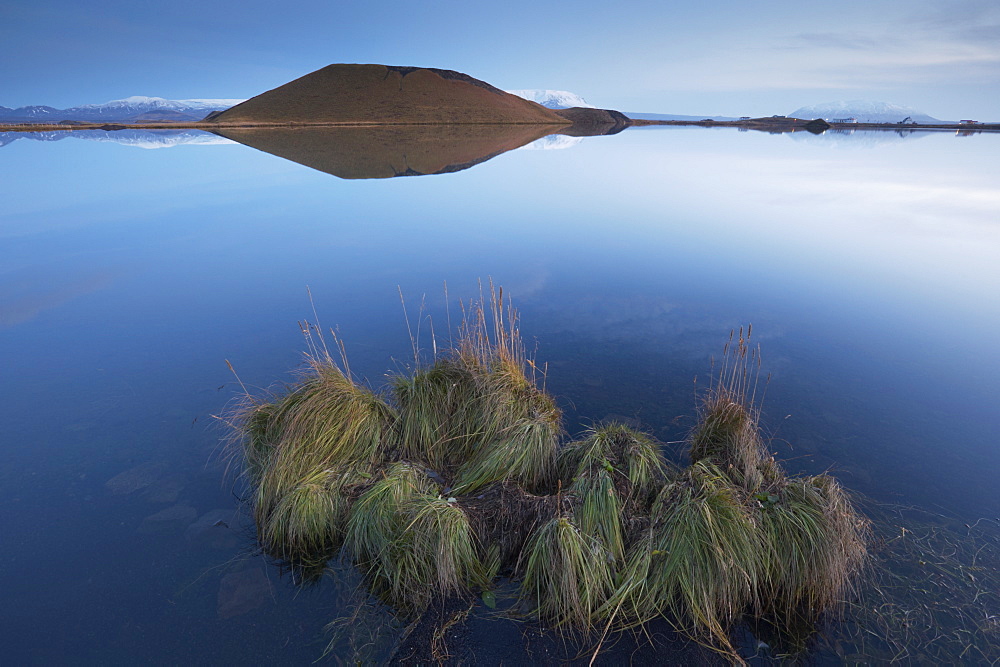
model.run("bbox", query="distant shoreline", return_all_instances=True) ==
[629,118,1000,132]
[2,118,998,133]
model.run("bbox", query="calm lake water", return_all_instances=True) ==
[1,125,998,663]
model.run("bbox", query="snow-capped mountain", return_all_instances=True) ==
[2,105,61,120]
[789,101,945,124]
[506,90,595,109]
[0,96,244,122]
[71,96,244,114]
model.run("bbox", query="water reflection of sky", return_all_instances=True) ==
[1,127,997,662]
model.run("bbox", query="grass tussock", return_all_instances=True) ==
[601,461,765,653]
[760,476,868,620]
[521,516,615,631]
[257,466,357,565]
[571,469,625,562]
[229,295,871,662]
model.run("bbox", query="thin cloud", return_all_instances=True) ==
[788,32,887,51]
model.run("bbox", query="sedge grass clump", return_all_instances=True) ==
[689,326,781,493]
[266,358,397,471]
[452,391,560,495]
[521,516,615,631]
[257,466,360,565]
[343,461,438,568]
[228,296,870,663]
[344,463,486,612]
[559,423,672,507]
[642,461,765,649]
[758,475,868,616]
[394,359,480,470]
[404,495,487,599]
[571,468,625,562]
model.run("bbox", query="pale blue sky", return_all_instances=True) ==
[3,0,998,119]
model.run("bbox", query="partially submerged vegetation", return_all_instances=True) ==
[227,287,870,661]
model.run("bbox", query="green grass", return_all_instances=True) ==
[559,423,672,506]
[759,475,868,615]
[342,462,437,567]
[231,304,871,661]
[571,469,625,562]
[452,402,560,494]
[394,359,480,470]
[653,461,764,645]
[521,516,614,631]
[257,466,356,565]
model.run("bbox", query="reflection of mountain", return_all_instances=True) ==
[519,135,584,150]
[787,129,932,148]
[0,129,235,149]
[213,125,560,179]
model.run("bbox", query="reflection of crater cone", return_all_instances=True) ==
[215,124,558,179]
[208,64,568,125]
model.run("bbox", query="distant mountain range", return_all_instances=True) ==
[2,89,971,128]
[0,96,244,123]
[788,101,946,124]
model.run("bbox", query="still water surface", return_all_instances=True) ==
[1,125,998,663]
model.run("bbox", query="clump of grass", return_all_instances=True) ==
[404,495,486,599]
[689,326,781,492]
[633,460,765,652]
[342,461,486,612]
[257,466,360,565]
[521,516,615,631]
[229,298,872,663]
[559,423,672,506]
[571,469,625,562]
[452,393,560,494]
[394,359,480,470]
[342,461,438,570]
[264,357,397,471]
[759,476,868,621]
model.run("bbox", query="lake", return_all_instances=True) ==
[1,124,997,663]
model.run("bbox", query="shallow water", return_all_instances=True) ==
[1,125,998,663]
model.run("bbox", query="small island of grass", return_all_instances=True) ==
[227,287,869,661]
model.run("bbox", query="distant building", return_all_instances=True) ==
[739,116,751,121]
[832,117,858,123]
[959,119,979,124]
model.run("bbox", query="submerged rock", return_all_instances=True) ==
[138,504,197,533]
[217,568,272,619]
[105,461,167,495]
[143,476,185,503]
[185,509,241,549]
